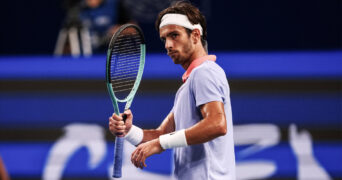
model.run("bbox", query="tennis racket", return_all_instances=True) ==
[106,24,145,178]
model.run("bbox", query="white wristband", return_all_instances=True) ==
[159,129,188,150]
[125,125,143,146]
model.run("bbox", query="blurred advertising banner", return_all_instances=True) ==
[0,51,341,179]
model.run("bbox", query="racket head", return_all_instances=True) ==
[106,24,145,108]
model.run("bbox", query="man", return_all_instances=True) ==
[109,2,236,179]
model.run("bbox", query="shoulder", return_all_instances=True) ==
[190,61,226,81]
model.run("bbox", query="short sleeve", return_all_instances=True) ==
[190,66,225,107]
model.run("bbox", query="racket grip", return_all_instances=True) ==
[122,114,127,122]
[113,137,124,178]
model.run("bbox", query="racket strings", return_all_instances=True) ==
[111,71,139,79]
[110,29,142,99]
[115,56,141,66]
[113,62,139,72]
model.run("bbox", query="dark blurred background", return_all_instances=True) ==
[0,0,341,180]
[0,0,340,54]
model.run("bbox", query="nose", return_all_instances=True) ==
[165,39,173,50]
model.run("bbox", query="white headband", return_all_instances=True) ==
[159,13,203,35]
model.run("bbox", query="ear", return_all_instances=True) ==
[191,29,201,44]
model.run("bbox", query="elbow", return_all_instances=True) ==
[217,125,227,136]
[215,117,227,136]
[204,113,228,139]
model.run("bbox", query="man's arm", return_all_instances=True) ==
[185,101,227,145]
[109,110,175,168]
[130,101,227,168]
[140,112,175,143]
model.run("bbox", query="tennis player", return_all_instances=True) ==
[109,2,236,179]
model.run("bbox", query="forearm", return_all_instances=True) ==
[159,102,227,150]
[141,129,163,143]
[138,112,175,144]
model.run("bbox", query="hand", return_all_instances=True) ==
[131,138,164,169]
[109,109,133,137]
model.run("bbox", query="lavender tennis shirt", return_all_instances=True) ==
[172,58,236,180]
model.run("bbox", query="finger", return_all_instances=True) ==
[114,123,125,130]
[109,119,116,132]
[123,109,131,116]
[113,120,124,126]
[114,126,125,133]
[134,149,143,168]
[110,120,125,132]
[131,149,140,167]
[109,117,116,125]
[143,160,147,168]
[114,126,125,132]
[112,113,123,121]
[112,121,124,129]
[131,151,136,167]
[135,148,145,168]
[114,121,125,136]
[110,126,124,137]
[135,150,144,168]
[142,157,147,168]
[114,128,125,134]
[109,117,122,125]
[114,127,125,133]
[137,155,144,169]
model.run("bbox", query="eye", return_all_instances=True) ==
[171,33,178,39]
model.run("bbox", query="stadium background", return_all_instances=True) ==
[0,0,341,179]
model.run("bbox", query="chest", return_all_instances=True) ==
[173,82,202,129]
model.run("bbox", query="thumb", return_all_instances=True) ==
[124,109,132,116]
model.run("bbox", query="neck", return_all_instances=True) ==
[181,47,207,70]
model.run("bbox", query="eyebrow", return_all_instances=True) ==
[160,30,179,40]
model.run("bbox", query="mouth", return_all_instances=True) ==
[167,51,177,57]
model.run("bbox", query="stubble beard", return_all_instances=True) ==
[170,40,193,65]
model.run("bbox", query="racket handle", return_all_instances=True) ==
[122,114,127,122]
[113,137,124,178]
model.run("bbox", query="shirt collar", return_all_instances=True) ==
[182,55,216,82]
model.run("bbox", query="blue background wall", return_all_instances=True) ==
[0,52,341,179]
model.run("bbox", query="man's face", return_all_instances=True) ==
[159,25,195,65]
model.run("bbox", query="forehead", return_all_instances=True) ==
[159,25,186,37]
